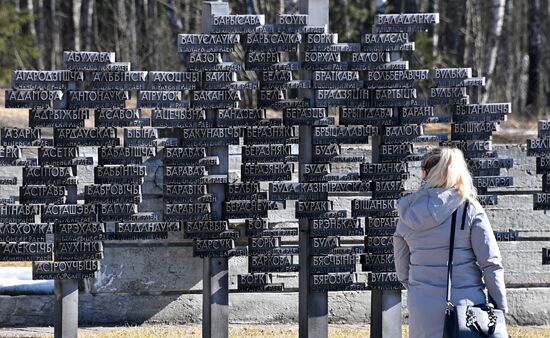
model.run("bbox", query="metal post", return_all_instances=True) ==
[54,279,79,338]
[369,48,403,338]
[53,81,79,338]
[201,2,230,338]
[298,1,329,337]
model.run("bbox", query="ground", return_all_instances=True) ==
[0,325,549,337]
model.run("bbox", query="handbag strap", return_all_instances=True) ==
[446,200,470,304]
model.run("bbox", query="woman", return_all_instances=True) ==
[393,147,508,338]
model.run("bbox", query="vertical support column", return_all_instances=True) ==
[298,1,329,337]
[369,50,403,338]
[201,2,230,338]
[54,279,79,338]
[53,81,79,338]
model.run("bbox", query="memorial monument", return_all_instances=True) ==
[1,1,517,337]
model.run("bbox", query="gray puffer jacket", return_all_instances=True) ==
[393,187,508,338]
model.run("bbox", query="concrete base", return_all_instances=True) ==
[1,288,550,327]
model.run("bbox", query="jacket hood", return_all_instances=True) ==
[397,187,464,231]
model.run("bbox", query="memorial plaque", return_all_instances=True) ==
[85,184,141,204]
[211,14,265,33]
[244,126,298,145]
[152,108,209,128]
[194,238,235,255]
[374,13,439,33]
[270,182,370,201]
[20,185,67,204]
[164,166,206,184]
[365,235,394,253]
[0,147,21,166]
[94,165,146,184]
[12,70,83,90]
[68,91,129,109]
[1,128,43,146]
[181,128,241,146]
[339,107,394,126]
[64,51,115,70]
[367,272,402,290]
[0,242,53,261]
[5,90,63,108]
[352,199,397,218]
[366,217,398,236]
[493,229,518,241]
[451,122,497,141]
[245,219,267,236]
[295,201,333,218]
[477,195,498,207]
[184,220,230,238]
[316,89,370,107]
[30,108,89,128]
[32,260,99,279]
[0,223,52,243]
[224,200,284,219]
[362,253,395,272]
[242,163,293,182]
[138,90,187,108]
[310,218,363,236]
[248,237,281,253]
[98,147,155,165]
[0,205,38,223]
[312,126,378,144]
[55,242,103,261]
[277,14,308,29]
[362,33,412,50]
[148,71,200,90]
[283,108,330,125]
[90,71,147,90]
[246,33,302,52]
[178,34,240,53]
[310,273,365,291]
[472,176,513,189]
[226,183,261,199]
[360,163,408,181]
[54,223,106,242]
[310,255,357,273]
[237,273,276,291]
[95,108,148,127]
[54,128,118,147]
[242,145,295,163]
[23,166,78,185]
[249,255,299,273]
[216,108,273,127]
[115,222,180,240]
[124,128,159,146]
[164,203,214,222]
[99,203,138,222]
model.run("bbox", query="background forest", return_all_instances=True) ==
[0,0,548,119]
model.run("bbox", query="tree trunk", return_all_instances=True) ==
[481,0,507,103]
[27,0,44,69]
[129,0,138,67]
[84,0,94,50]
[527,0,540,116]
[117,0,129,62]
[73,0,82,50]
[51,0,61,68]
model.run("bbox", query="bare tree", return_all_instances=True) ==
[481,0,507,103]
[527,0,541,116]
[83,0,94,51]
[73,0,82,50]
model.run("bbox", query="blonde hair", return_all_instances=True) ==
[421,147,477,200]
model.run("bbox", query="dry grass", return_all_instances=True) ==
[0,325,538,338]
[0,324,549,337]
[0,261,32,267]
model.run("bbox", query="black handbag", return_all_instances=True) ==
[443,201,509,338]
